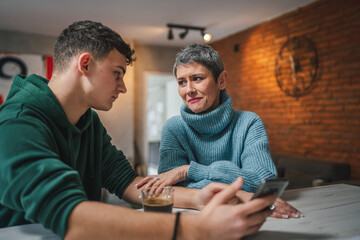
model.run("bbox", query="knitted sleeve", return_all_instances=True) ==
[158,118,190,174]
[159,142,213,189]
[186,115,277,192]
[158,123,212,190]
[175,179,213,189]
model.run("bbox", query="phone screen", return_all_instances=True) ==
[252,179,289,199]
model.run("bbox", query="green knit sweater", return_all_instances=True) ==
[0,74,137,238]
[158,92,277,192]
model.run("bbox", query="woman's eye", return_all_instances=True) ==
[177,80,185,86]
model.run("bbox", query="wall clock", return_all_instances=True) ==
[0,53,44,102]
[0,56,28,79]
[275,36,318,98]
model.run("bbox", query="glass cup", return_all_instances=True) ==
[141,186,174,213]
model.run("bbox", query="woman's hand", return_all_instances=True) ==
[235,191,303,219]
[270,197,303,219]
[135,165,189,191]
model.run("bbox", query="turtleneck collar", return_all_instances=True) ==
[180,91,234,134]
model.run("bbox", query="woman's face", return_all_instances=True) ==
[176,62,226,114]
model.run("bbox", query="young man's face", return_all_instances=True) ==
[176,62,225,114]
[87,49,127,111]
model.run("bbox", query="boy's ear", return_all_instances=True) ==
[77,53,91,75]
[218,71,227,90]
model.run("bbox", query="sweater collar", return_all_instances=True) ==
[180,91,234,134]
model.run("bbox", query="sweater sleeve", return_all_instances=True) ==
[175,179,213,189]
[186,115,277,192]
[0,118,88,239]
[159,120,225,190]
[158,119,191,174]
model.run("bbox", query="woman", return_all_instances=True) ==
[137,44,301,218]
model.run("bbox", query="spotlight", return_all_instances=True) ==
[168,28,174,40]
[201,30,212,43]
[167,23,211,42]
[203,33,212,42]
[179,28,189,39]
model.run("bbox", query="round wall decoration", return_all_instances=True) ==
[275,36,318,98]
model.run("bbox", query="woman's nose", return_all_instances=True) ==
[186,82,195,95]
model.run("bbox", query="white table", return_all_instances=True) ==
[0,223,60,240]
[247,184,360,240]
[0,184,359,240]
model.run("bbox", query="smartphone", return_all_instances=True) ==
[251,179,289,200]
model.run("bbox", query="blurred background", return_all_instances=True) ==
[1,0,359,193]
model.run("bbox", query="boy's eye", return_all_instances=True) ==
[115,71,121,79]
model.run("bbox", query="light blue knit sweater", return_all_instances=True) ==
[158,92,277,192]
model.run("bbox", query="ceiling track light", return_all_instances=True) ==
[168,28,174,40]
[179,28,189,39]
[166,23,212,43]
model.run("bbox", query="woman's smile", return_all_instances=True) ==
[188,97,202,103]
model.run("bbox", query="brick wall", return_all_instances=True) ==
[211,0,360,179]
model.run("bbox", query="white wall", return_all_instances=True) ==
[166,80,182,119]
[147,74,180,142]
[133,43,181,175]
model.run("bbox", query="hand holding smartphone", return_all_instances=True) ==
[252,179,303,218]
[251,179,289,200]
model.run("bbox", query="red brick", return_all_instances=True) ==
[212,0,360,180]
